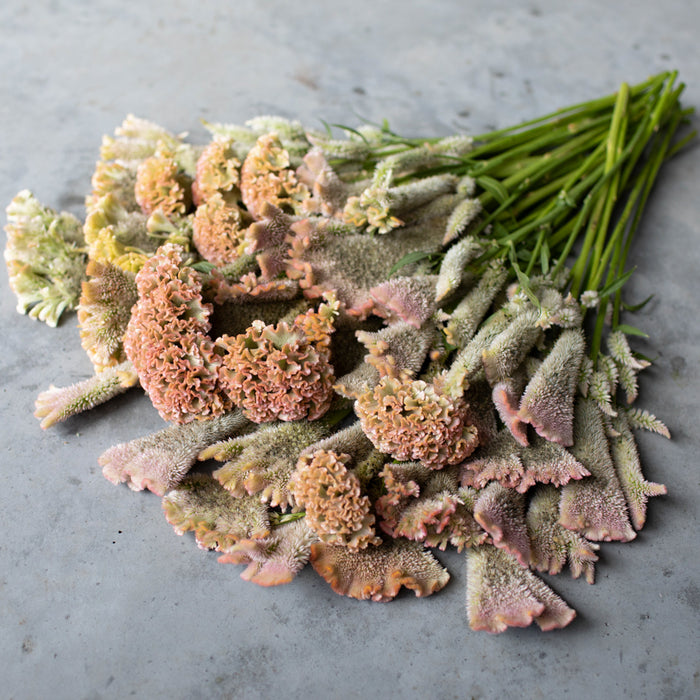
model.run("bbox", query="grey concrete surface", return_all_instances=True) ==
[1,1,699,698]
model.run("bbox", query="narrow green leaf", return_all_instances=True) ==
[599,267,636,297]
[476,175,510,205]
[622,294,654,312]
[190,261,217,273]
[614,323,649,338]
[540,239,550,274]
[388,250,433,277]
[508,242,540,310]
[329,123,370,143]
[270,511,306,526]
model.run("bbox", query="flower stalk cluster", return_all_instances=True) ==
[4,72,693,633]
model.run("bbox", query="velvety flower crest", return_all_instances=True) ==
[192,192,249,265]
[134,151,192,217]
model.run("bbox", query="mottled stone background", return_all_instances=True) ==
[1,1,698,698]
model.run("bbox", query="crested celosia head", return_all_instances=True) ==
[290,449,381,550]
[467,544,576,633]
[218,519,318,586]
[310,538,450,602]
[369,275,438,328]
[4,190,87,327]
[192,193,249,265]
[123,244,232,423]
[239,133,310,219]
[295,148,348,217]
[87,160,138,211]
[134,151,192,217]
[191,138,241,206]
[518,329,586,446]
[354,369,479,469]
[205,419,330,510]
[216,296,337,423]
[341,168,403,234]
[376,461,487,551]
[242,202,296,280]
[162,473,270,552]
[83,193,152,272]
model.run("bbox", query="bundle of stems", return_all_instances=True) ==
[337,70,692,361]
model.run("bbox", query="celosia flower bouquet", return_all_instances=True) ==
[4,71,694,632]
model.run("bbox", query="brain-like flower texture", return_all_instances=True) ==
[239,133,309,219]
[192,192,249,266]
[134,152,191,217]
[216,296,338,423]
[355,370,479,469]
[123,244,231,423]
[192,138,241,205]
[290,450,381,550]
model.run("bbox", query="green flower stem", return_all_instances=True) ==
[583,84,630,294]
[331,72,689,354]
[588,94,686,361]
[475,72,669,137]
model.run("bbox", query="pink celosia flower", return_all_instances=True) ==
[310,539,450,602]
[558,399,636,542]
[204,419,331,510]
[192,193,249,266]
[290,449,381,550]
[216,297,338,423]
[218,519,319,586]
[526,485,599,584]
[376,462,486,551]
[354,369,479,469]
[467,544,576,633]
[100,410,251,495]
[162,473,270,552]
[134,152,191,217]
[473,481,531,566]
[123,244,232,423]
[239,133,309,219]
